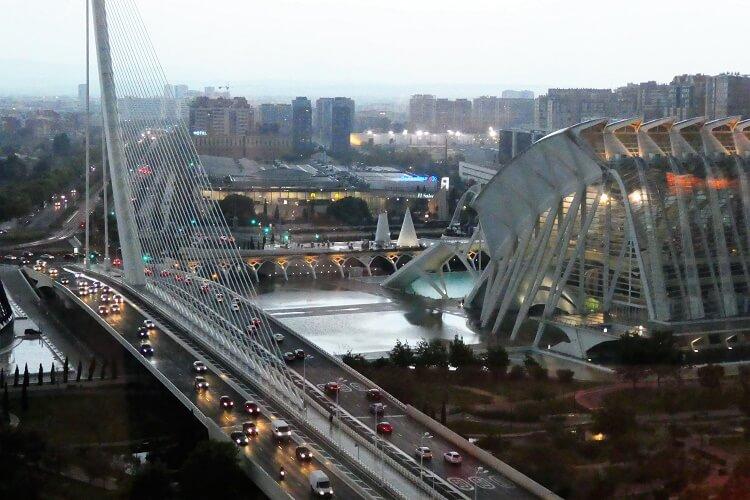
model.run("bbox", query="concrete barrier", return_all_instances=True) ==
[405,405,562,500]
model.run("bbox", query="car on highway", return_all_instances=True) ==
[219,395,234,411]
[215,293,224,303]
[369,403,385,415]
[366,389,382,401]
[283,352,296,363]
[139,341,154,357]
[97,305,110,315]
[231,302,240,311]
[245,324,257,335]
[194,376,209,391]
[21,259,30,266]
[324,382,340,394]
[243,401,260,416]
[273,333,284,343]
[443,451,463,464]
[230,431,248,447]
[308,470,333,498]
[295,445,312,462]
[110,303,121,313]
[271,419,292,441]
[112,294,123,304]
[159,270,170,278]
[242,421,258,437]
[144,319,156,330]
[4,255,17,262]
[415,446,433,461]
[376,422,393,434]
[193,361,207,373]
[200,283,209,293]
[294,349,305,360]
[100,293,110,303]
[48,268,59,278]
[101,286,110,293]
[40,254,55,261]
[23,251,34,258]
[60,278,69,285]
[77,288,88,297]
[137,326,149,338]
[250,317,261,327]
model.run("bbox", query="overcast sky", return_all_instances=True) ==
[2,0,748,99]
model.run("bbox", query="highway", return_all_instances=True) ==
[90,267,534,499]
[51,267,386,500]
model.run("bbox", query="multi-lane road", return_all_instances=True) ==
[50,267,383,500]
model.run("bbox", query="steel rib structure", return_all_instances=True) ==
[466,116,750,349]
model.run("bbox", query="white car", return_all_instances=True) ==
[231,303,240,311]
[273,333,284,343]
[415,446,433,461]
[443,451,463,464]
[144,319,156,330]
[193,361,207,373]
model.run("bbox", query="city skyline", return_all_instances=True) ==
[2,0,748,97]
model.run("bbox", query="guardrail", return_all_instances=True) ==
[78,267,409,500]
[405,405,561,500]
[48,274,293,500]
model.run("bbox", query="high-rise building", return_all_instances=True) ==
[331,97,355,156]
[533,95,548,131]
[259,103,292,134]
[545,89,614,130]
[292,97,313,155]
[669,74,707,120]
[434,98,455,132]
[409,94,436,131]
[315,97,334,145]
[472,96,499,132]
[705,73,750,119]
[502,90,534,99]
[498,98,534,129]
[188,97,254,136]
[453,99,472,132]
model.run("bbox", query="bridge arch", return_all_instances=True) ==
[284,258,316,279]
[256,260,285,280]
[369,255,397,276]
[395,254,413,269]
[342,256,368,277]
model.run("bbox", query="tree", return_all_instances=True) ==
[63,357,69,383]
[508,364,524,380]
[415,339,448,369]
[389,340,414,368]
[22,364,29,387]
[523,355,548,380]
[87,358,96,381]
[37,363,43,385]
[20,384,28,412]
[722,454,750,499]
[52,133,72,156]
[556,369,575,383]
[326,197,373,226]
[0,368,4,387]
[129,461,173,500]
[100,360,107,380]
[485,346,510,379]
[13,366,19,387]
[50,363,56,384]
[697,364,725,390]
[617,365,647,390]
[217,194,254,227]
[178,441,248,499]
[76,360,83,382]
[592,399,636,438]
[272,204,280,222]
[2,385,9,424]
[448,335,477,368]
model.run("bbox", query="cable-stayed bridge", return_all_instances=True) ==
[35,1,558,498]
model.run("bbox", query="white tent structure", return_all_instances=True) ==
[374,212,391,246]
[396,208,419,248]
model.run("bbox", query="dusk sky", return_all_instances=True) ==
[2,0,747,99]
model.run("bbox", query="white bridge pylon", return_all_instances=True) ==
[90,0,301,407]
